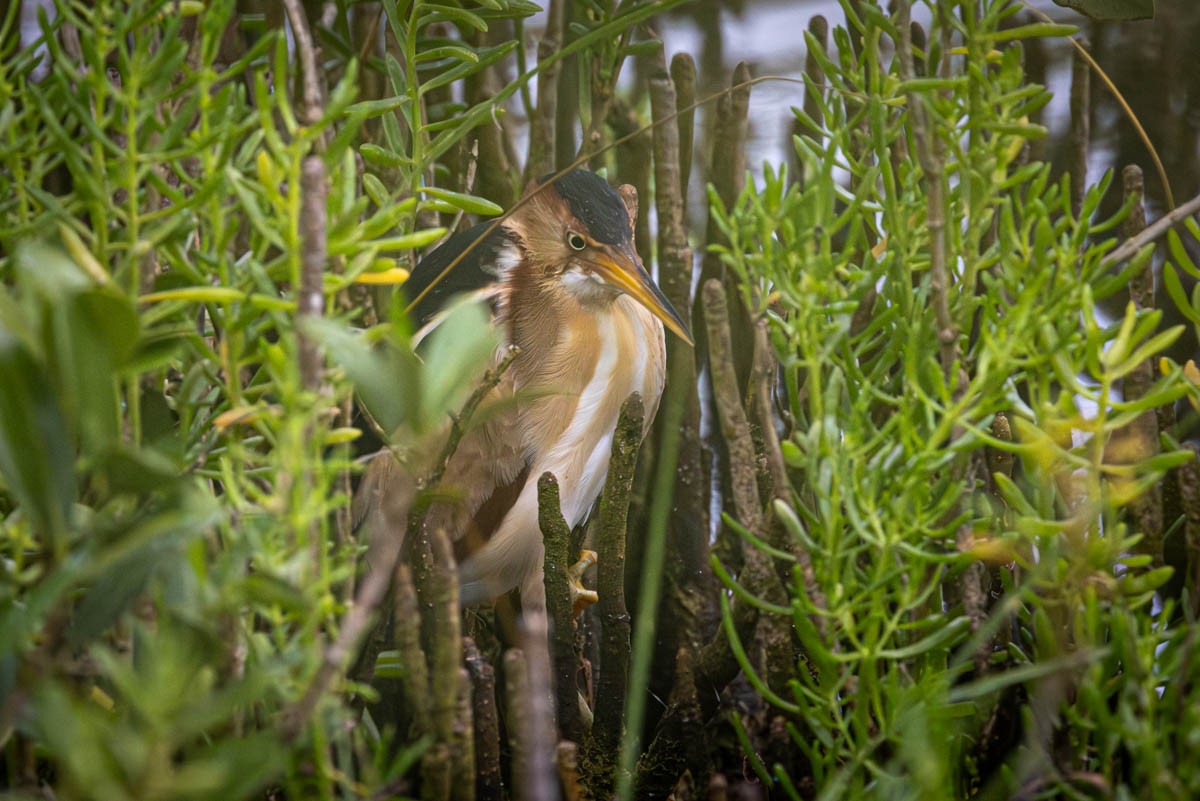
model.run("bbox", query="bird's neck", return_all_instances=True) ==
[505,275,662,461]
[506,272,618,369]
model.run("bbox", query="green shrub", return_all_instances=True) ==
[707,1,1200,797]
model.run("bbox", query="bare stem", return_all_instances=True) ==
[702,279,762,530]
[584,394,644,788]
[1101,190,1200,268]
[297,156,327,391]
[537,471,583,744]
[526,0,565,179]
[897,0,956,381]
[465,639,502,801]
[281,0,323,126]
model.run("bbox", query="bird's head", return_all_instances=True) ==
[503,170,693,345]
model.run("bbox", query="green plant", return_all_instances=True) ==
[0,0,553,797]
[707,0,1200,797]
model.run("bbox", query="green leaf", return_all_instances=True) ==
[417,295,500,430]
[307,317,420,435]
[1052,0,1154,20]
[420,186,503,216]
[360,142,411,168]
[0,329,75,551]
[368,228,447,253]
[418,41,516,96]
[984,22,1078,41]
[877,617,970,660]
[417,4,488,32]
[1162,262,1200,324]
[1168,228,1200,279]
[343,94,409,117]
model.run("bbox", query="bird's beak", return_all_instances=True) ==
[594,243,694,346]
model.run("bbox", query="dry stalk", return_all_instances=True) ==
[464,639,503,801]
[1112,165,1164,565]
[527,0,565,180]
[1101,191,1200,268]
[669,53,696,206]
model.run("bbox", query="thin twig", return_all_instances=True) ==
[281,0,323,126]
[1020,0,1174,209]
[297,156,327,391]
[1101,190,1200,268]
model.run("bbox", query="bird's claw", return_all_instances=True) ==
[569,549,599,616]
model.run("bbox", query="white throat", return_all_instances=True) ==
[561,266,620,306]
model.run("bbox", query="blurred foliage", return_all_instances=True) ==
[707,0,1200,798]
[0,0,596,797]
[2,0,1198,799]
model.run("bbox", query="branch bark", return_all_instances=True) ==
[1100,190,1200,268]
[465,639,502,801]
[526,0,565,181]
[583,394,643,792]
[1113,165,1163,566]
[538,471,583,744]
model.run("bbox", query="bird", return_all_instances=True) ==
[353,168,692,630]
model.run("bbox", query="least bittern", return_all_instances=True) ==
[355,169,691,627]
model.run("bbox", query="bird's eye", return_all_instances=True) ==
[567,232,587,251]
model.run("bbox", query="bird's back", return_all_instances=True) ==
[403,222,517,328]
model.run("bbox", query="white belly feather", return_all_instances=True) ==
[458,298,665,606]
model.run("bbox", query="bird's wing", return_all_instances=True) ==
[352,367,528,556]
[403,221,519,328]
[354,221,528,556]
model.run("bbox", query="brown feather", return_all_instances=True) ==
[355,174,668,613]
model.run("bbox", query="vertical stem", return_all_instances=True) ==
[465,640,502,801]
[506,616,560,801]
[584,394,643,790]
[538,472,582,744]
[526,0,564,180]
[1068,47,1091,219]
[297,156,327,391]
[1118,165,1163,566]
[696,62,753,386]
[669,53,696,207]
[897,0,956,382]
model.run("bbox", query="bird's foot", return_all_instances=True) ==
[569,549,599,616]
